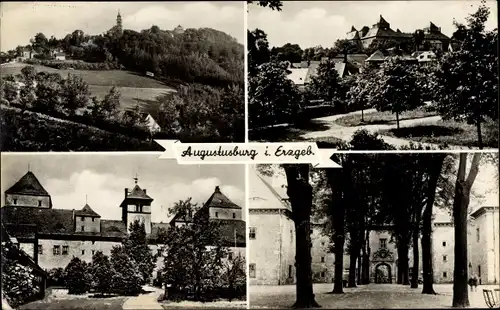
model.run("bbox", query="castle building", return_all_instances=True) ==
[249,167,499,286]
[347,15,450,51]
[1,171,245,276]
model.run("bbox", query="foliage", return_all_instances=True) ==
[90,251,114,296]
[1,241,40,307]
[60,74,91,115]
[248,29,271,76]
[369,57,424,129]
[159,198,228,302]
[110,246,143,296]
[248,61,301,128]
[47,267,66,287]
[306,59,342,105]
[0,106,162,151]
[221,255,246,301]
[271,43,303,63]
[64,256,90,294]
[89,86,120,121]
[431,1,498,149]
[123,220,156,285]
[248,0,283,11]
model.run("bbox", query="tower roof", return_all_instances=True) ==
[204,186,241,209]
[350,26,357,32]
[5,171,50,196]
[75,204,101,217]
[379,15,389,26]
[126,185,153,200]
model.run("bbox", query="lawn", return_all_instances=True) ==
[1,62,172,89]
[249,119,332,142]
[378,119,498,149]
[88,85,175,111]
[334,108,438,127]
[160,300,247,309]
[19,297,127,310]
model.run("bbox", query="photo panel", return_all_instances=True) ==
[247,151,499,309]
[0,1,245,152]
[247,0,498,151]
[1,153,247,308]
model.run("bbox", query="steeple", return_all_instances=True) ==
[116,10,123,34]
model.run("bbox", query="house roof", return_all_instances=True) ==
[470,206,499,219]
[248,166,290,212]
[204,186,241,209]
[5,171,50,197]
[55,52,66,56]
[287,68,309,85]
[126,185,153,201]
[366,50,386,62]
[75,204,101,217]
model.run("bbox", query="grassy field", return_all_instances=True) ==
[160,300,247,309]
[378,119,499,148]
[19,297,127,310]
[89,85,175,110]
[334,108,438,127]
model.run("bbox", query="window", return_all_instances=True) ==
[442,241,446,247]
[321,271,325,278]
[249,227,256,240]
[321,242,325,246]
[232,213,236,219]
[81,225,85,232]
[53,245,60,255]
[249,263,256,278]
[92,250,95,255]
[476,228,480,242]
[13,199,17,205]
[478,265,481,277]
[62,246,69,255]
[92,217,95,222]
[157,249,162,256]
[288,265,292,278]
[380,238,387,249]
[215,212,219,218]
[443,255,447,262]
[321,257,325,263]
[81,250,85,255]
[38,200,42,207]
[228,252,233,260]
[38,244,43,255]
[443,272,447,278]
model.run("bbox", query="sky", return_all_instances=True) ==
[0,1,245,52]
[1,153,246,222]
[248,0,498,49]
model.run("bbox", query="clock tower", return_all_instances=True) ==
[120,175,153,234]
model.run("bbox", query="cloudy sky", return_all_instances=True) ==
[248,0,498,49]
[1,1,244,52]
[1,153,246,222]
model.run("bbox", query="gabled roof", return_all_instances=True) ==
[126,185,153,201]
[366,50,386,62]
[287,68,309,85]
[204,186,241,209]
[75,204,101,217]
[5,171,50,197]
[248,166,290,212]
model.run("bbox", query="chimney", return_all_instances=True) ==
[215,186,221,192]
[143,189,147,194]
[124,188,129,198]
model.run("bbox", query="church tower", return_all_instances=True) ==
[116,10,123,34]
[120,175,153,234]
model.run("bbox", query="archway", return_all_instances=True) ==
[375,263,392,284]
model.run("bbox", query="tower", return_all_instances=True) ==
[116,10,123,34]
[120,175,153,234]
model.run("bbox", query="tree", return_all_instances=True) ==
[1,77,19,104]
[123,220,156,285]
[248,29,271,76]
[282,164,320,308]
[248,61,301,128]
[247,0,283,11]
[432,2,498,149]
[91,86,120,121]
[452,153,481,307]
[306,59,342,105]
[271,43,303,63]
[30,33,49,54]
[64,257,89,294]
[34,77,62,114]
[370,57,424,129]
[110,246,143,296]
[222,255,246,302]
[60,74,91,116]
[90,251,114,296]
[347,66,377,121]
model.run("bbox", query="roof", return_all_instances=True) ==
[346,30,360,40]
[366,50,386,62]
[248,166,290,212]
[287,68,309,85]
[75,204,101,217]
[204,186,241,209]
[55,53,66,56]
[5,171,50,197]
[423,32,450,40]
[305,61,347,82]
[470,206,499,219]
[126,185,153,201]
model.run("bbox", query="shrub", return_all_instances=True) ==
[90,251,114,296]
[47,268,66,287]
[64,257,90,294]
[110,246,142,296]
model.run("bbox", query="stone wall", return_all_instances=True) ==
[5,193,50,208]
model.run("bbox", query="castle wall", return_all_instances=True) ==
[5,193,50,208]
[74,216,100,233]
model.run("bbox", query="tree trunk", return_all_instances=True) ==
[361,108,364,122]
[397,243,410,285]
[283,165,321,308]
[396,112,400,130]
[411,211,421,289]
[476,119,483,150]
[357,252,362,285]
[452,153,481,307]
[348,242,358,287]
[422,155,445,295]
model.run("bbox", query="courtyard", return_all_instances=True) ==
[249,283,498,309]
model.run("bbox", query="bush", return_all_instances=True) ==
[0,106,162,151]
[47,268,66,287]
[64,257,90,294]
[110,246,142,296]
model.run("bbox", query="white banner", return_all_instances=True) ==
[155,140,341,168]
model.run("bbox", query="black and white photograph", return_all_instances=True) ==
[247,152,499,309]
[248,1,498,150]
[1,153,246,309]
[0,1,245,152]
